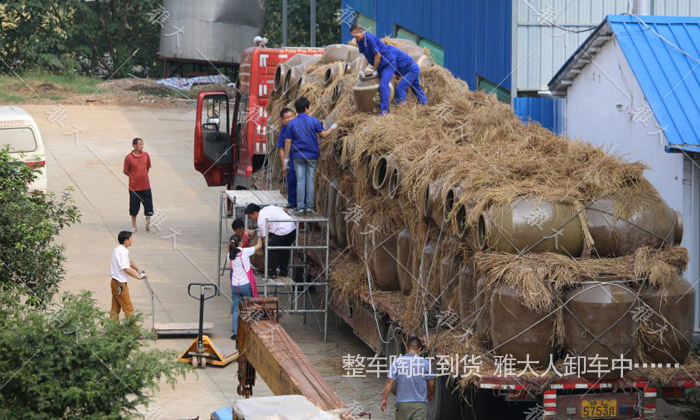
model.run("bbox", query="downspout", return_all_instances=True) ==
[510,0,518,106]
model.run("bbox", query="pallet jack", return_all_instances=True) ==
[177,283,239,369]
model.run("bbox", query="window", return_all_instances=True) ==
[476,76,510,104]
[201,96,229,134]
[0,127,37,153]
[356,14,376,33]
[393,25,445,66]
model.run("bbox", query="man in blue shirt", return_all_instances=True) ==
[276,108,296,209]
[351,23,396,115]
[284,97,336,215]
[382,336,435,420]
[390,46,427,106]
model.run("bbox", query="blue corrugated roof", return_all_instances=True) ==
[609,15,700,153]
[551,14,700,153]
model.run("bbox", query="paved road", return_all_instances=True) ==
[28,104,391,420]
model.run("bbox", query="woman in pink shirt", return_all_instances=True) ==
[228,233,262,340]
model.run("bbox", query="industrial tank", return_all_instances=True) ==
[159,0,264,65]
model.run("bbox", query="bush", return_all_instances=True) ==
[0,291,189,420]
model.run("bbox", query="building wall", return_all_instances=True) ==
[515,0,700,93]
[565,38,700,330]
[341,0,511,90]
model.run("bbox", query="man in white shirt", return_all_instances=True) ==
[245,204,296,280]
[110,231,145,320]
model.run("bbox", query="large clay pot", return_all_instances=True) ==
[476,197,584,256]
[424,180,446,227]
[586,198,683,257]
[315,177,327,217]
[346,213,366,254]
[372,155,397,198]
[416,55,434,69]
[397,229,414,295]
[369,232,401,291]
[284,61,320,97]
[335,192,348,249]
[324,62,346,86]
[322,44,360,63]
[457,264,476,321]
[439,257,460,314]
[640,274,695,364]
[419,243,437,292]
[274,54,317,92]
[345,56,365,75]
[353,73,395,113]
[563,281,637,379]
[490,285,556,368]
[327,180,339,243]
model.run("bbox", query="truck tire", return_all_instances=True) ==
[384,324,404,395]
[459,387,495,420]
[426,376,461,420]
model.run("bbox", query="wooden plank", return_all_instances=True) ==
[243,320,346,411]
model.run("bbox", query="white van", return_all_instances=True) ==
[0,106,46,192]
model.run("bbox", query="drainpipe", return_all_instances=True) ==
[633,0,652,15]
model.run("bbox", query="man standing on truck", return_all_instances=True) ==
[110,231,145,321]
[123,137,155,233]
[245,203,296,281]
[390,46,427,106]
[283,97,336,215]
[381,336,435,420]
[277,108,297,209]
[350,23,397,115]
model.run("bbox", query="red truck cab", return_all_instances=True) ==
[194,46,323,189]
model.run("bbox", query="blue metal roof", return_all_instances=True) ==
[550,14,700,153]
[609,15,700,153]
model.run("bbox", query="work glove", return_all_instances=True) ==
[330,123,338,130]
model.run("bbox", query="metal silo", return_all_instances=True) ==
[158,0,264,66]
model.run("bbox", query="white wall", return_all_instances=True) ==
[564,38,700,332]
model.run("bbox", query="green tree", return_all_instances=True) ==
[64,0,161,78]
[263,0,341,48]
[0,148,79,305]
[0,0,161,77]
[0,1,74,73]
[0,291,189,420]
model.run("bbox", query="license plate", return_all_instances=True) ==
[581,399,617,418]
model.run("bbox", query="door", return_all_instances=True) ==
[194,92,233,187]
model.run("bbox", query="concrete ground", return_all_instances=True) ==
[28,104,391,420]
[26,104,689,420]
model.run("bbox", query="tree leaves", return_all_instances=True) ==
[0,148,80,305]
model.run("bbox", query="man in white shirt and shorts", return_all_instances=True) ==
[110,231,145,320]
[244,204,296,280]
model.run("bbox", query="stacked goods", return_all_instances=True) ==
[265,40,697,383]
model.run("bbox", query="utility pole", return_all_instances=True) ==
[282,0,288,46]
[310,0,316,47]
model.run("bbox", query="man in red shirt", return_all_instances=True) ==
[123,137,155,233]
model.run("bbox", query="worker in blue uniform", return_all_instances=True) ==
[389,45,427,106]
[277,108,296,209]
[350,23,396,114]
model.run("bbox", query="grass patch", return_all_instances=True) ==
[0,72,101,100]
[0,92,26,103]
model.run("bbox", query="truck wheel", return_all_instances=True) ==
[459,387,495,420]
[426,376,461,420]
[384,324,404,395]
[384,324,405,359]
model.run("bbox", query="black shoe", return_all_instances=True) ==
[285,204,296,209]
[231,334,237,340]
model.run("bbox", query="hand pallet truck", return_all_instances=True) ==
[177,283,239,369]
